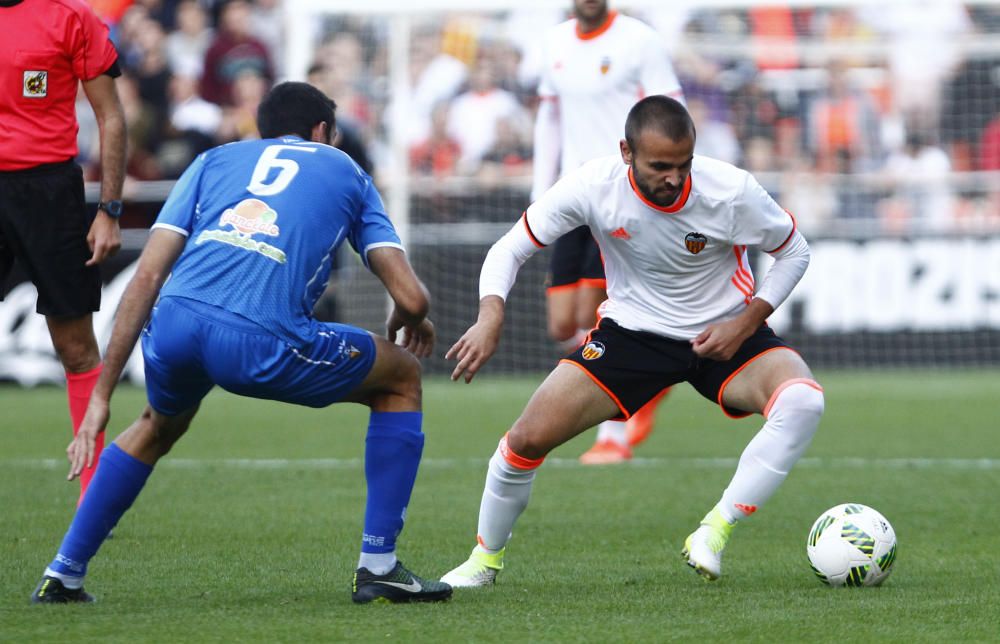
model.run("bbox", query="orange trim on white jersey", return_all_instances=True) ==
[575,10,618,40]
[731,246,754,305]
[522,212,545,248]
[628,168,692,213]
[765,210,798,254]
[762,378,824,419]
[499,432,545,470]
[559,358,630,420]
[716,346,800,419]
[730,276,753,304]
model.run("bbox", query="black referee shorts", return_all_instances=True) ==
[546,225,606,291]
[562,318,795,420]
[0,160,100,317]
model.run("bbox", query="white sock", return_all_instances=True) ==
[718,381,824,523]
[357,552,397,575]
[595,420,628,447]
[44,567,84,589]
[476,443,539,552]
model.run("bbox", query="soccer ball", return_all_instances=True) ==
[806,503,897,587]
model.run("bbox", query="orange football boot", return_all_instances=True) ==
[626,388,670,447]
[579,439,632,465]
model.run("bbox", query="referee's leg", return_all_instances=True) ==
[47,314,105,504]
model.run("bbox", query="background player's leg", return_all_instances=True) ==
[626,387,670,447]
[546,285,584,350]
[442,363,620,587]
[571,284,643,465]
[684,350,824,581]
[46,315,104,505]
[34,406,198,602]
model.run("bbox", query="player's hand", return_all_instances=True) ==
[690,317,753,362]
[400,320,436,358]
[446,318,502,383]
[387,308,435,358]
[86,211,122,266]
[67,400,108,481]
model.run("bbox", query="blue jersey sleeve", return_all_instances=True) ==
[347,179,403,267]
[152,153,207,235]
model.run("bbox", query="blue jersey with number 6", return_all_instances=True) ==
[152,136,401,347]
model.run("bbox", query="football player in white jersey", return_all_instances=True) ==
[533,0,685,464]
[441,96,823,586]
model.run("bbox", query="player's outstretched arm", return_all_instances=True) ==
[368,246,435,358]
[449,215,544,382]
[68,229,186,480]
[446,295,504,383]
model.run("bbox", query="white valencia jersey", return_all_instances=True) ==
[521,156,798,340]
[538,12,684,177]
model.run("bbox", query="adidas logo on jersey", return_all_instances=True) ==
[610,227,630,240]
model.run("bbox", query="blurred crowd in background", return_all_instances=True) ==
[79,0,1000,232]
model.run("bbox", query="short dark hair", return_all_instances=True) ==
[257,82,337,140]
[624,96,696,149]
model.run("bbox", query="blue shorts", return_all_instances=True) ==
[142,297,377,416]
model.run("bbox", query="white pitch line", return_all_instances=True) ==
[6,456,1000,470]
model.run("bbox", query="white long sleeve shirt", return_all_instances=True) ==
[483,155,809,340]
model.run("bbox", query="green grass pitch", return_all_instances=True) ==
[2,370,999,641]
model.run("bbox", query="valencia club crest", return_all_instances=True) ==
[581,341,606,360]
[684,232,707,254]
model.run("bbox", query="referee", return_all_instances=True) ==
[0,0,126,505]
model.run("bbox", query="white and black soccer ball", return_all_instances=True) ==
[806,503,897,587]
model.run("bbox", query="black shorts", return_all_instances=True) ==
[0,161,100,317]
[563,318,795,420]
[547,226,606,291]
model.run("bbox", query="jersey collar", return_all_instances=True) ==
[628,168,692,214]
[575,10,618,40]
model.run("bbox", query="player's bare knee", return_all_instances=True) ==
[548,320,577,343]
[505,424,551,461]
[136,408,192,459]
[52,338,100,373]
[46,317,100,372]
[380,346,423,409]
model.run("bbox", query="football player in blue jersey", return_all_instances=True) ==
[30,82,452,605]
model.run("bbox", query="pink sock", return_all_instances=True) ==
[66,364,104,505]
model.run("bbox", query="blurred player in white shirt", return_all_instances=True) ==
[533,0,685,464]
[442,96,823,587]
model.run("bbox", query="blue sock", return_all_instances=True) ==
[361,411,424,555]
[47,443,153,578]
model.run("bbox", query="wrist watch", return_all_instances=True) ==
[97,200,124,218]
